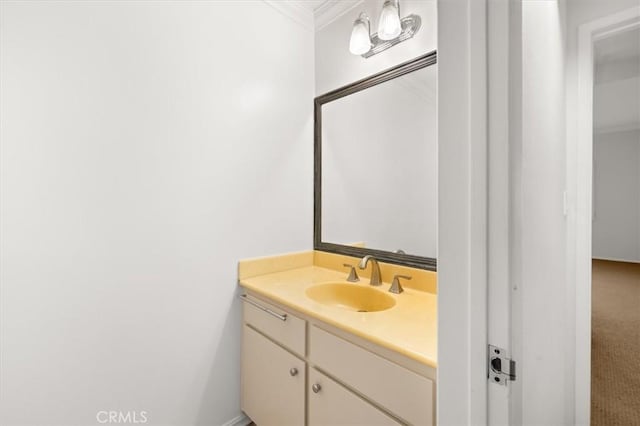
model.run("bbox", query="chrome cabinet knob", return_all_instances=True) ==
[289,368,298,377]
[312,383,322,393]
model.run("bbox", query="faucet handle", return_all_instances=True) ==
[389,274,411,294]
[343,264,360,282]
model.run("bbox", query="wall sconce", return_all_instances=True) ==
[349,0,421,59]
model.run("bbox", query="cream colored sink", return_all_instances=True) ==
[305,283,396,313]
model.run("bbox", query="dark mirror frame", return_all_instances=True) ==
[314,51,438,271]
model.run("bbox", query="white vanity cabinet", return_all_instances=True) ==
[240,293,436,426]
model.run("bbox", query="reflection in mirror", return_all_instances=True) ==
[320,60,437,260]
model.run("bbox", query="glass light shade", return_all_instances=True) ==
[349,15,372,55]
[377,0,402,40]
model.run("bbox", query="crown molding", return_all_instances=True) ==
[262,1,315,31]
[262,0,364,32]
[314,0,363,32]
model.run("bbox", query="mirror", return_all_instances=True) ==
[314,52,437,270]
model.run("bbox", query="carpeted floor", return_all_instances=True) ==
[591,259,640,426]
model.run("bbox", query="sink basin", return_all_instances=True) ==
[305,283,396,313]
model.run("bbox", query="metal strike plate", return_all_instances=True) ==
[489,345,516,386]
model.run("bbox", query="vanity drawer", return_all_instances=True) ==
[241,294,305,357]
[310,325,433,426]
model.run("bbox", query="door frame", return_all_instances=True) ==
[572,6,640,425]
[437,0,488,424]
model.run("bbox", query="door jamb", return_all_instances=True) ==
[436,0,488,424]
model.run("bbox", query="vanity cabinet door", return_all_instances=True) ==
[310,325,434,425]
[241,325,305,426]
[308,368,401,426]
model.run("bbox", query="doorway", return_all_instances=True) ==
[591,26,640,425]
[574,8,640,425]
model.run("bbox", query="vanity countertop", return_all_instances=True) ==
[239,264,437,368]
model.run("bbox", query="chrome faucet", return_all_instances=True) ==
[358,255,382,286]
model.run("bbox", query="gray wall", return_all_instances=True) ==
[592,37,640,263]
[0,2,313,425]
[593,129,640,262]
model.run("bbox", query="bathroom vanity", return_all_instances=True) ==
[238,250,437,426]
[239,51,439,425]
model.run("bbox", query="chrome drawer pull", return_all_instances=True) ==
[240,294,288,322]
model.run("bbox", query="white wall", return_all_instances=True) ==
[0,2,313,425]
[315,0,436,94]
[515,3,569,425]
[515,3,639,425]
[593,130,640,262]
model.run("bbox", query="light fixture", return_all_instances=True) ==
[378,0,402,40]
[349,13,372,55]
[349,0,421,59]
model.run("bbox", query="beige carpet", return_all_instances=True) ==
[592,259,640,426]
